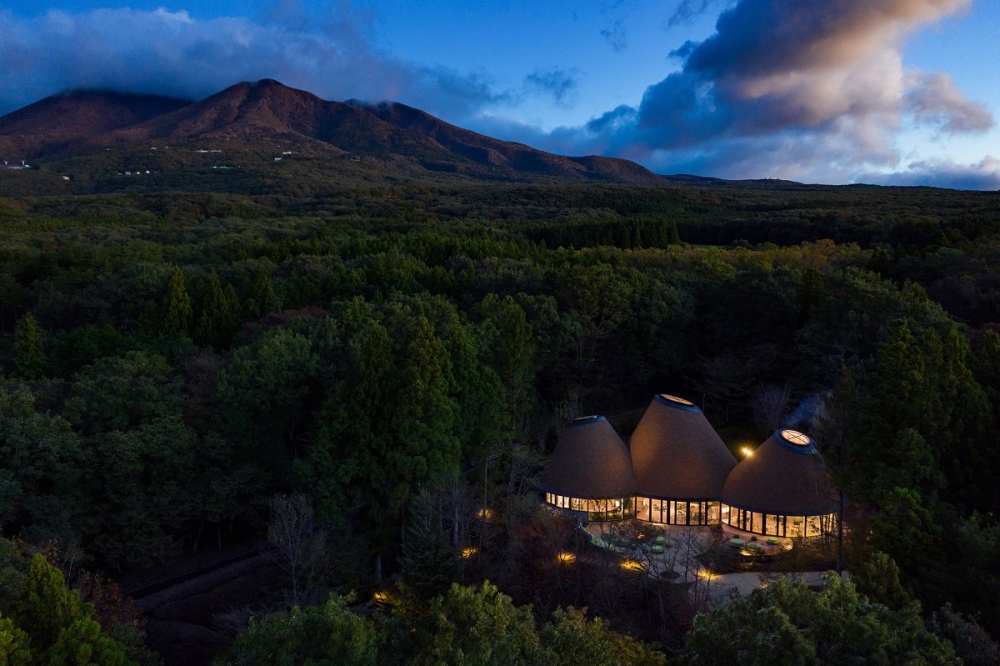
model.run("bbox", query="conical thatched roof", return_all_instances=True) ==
[629,394,737,500]
[721,429,838,516]
[540,416,637,499]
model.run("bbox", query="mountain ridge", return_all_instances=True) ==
[0,80,673,185]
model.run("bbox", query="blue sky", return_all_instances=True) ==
[1,0,998,188]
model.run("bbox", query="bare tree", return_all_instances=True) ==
[267,493,327,606]
[752,384,791,438]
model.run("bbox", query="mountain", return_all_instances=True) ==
[0,80,670,185]
[0,90,191,139]
[354,99,664,183]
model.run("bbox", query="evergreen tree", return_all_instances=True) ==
[401,491,458,598]
[473,295,535,431]
[224,283,241,326]
[390,317,461,507]
[12,554,130,666]
[245,268,277,318]
[195,270,239,349]
[161,267,193,336]
[305,299,395,529]
[0,616,31,666]
[13,313,45,380]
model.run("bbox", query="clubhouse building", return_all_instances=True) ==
[541,395,839,538]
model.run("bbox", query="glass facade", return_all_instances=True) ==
[720,503,837,538]
[544,493,636,522]
[634,497,722,526]
[545,493,837,536]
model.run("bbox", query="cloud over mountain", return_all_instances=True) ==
[0,6,509,120]
[0,0,995,187]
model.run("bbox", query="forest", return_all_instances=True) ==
[1,173,1000,664]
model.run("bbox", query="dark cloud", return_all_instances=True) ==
[600,20,629,52]
[864,156,1000,190]
[524,69,580,107]
[516,0,993,183]
[0,7,510,120]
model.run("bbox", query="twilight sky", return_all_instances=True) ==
[1,0,998,188]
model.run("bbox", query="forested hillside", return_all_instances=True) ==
[1,173,999,664]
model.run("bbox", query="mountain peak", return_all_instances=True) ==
[0,79,668,185]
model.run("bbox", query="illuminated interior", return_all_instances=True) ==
[544,493,636,522]
[634,496,721,526]
[659,393,695,406]
[720,504,837,537]
[780,430,812,446]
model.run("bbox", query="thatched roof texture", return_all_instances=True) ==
[629,394,738,500]
[721,429,838,516]
[541,416,636,499]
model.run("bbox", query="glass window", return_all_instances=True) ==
[788,517,804,538]
[807,516,822,537]
[636,496,649,521]
[721,504,731,525]
[766,514,779,536]
[708,502,720,524]
[675,502,688,526]
[689,502,702,526]
[751,512,763,534]
[651,499,662,523]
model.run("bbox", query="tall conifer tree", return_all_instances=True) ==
[161,266,193,336]
[13,312,45,379]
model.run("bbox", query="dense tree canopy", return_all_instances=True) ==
[1,178,1000,661]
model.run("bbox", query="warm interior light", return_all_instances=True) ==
[741,447,754,457]
[557,552,576,564]
[477,508,495,521]
[373,591,390,603]
[461,547,478,559]
[781,429,811,446]
[620,559,643,572]
[660,394,694,406]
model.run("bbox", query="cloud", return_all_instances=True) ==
[510,0,993,183]
[524,69,580,107]
[600,20,629,52]
[666,0,731,27]
[864,156,1000,190]
[905,72,993,134]
[0,6,510,120]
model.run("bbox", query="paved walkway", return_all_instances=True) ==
[695,571,849,608]
[582,521,847,608]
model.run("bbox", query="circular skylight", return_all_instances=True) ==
[659,394,695,406]
[781,429,812,446]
